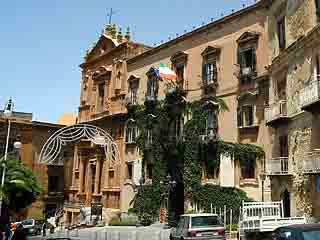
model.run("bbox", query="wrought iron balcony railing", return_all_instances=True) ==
[299,75,320,111]
[265,157,290,175]
[265,100,288,125]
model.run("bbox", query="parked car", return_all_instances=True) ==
[170,213,225,240]
[270,224,320,240]
[21,219,43,235]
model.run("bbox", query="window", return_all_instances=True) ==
[146,164,152,179]
[202,54,218,86]
[173,117,184,138]
[206,110,218,136]
[237,105,255,127]
[277,17,286,51]
[316,0,320,17]
[97,83,105,112]
[146,129,153,145]
[147,76,158,99]
[238,48,257,84]
[125,123,137,144]
[204,164,219,179]
[316,55,320,78]
[279,135,288,157]
[175,63,185,88]
[241,163,255,179]
[126,163,133,180]
[128,84,138,105]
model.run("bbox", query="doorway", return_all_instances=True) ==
[281,189,291,217]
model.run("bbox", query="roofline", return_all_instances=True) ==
[80,41,153,68]
[127,1,267,64]
[32,121,66,128]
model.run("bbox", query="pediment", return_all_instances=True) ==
[170,51,188,62]
[201,46,221,56]
[85,35,119,61]
[128,74,140,82]
[237,90,258,101]
[237,32,260,44]
[92,66,112,80]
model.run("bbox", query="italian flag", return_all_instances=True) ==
[158,63,177,81]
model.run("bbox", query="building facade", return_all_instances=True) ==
[0,111,73,220]
[265,0,320,221]
[64,25,151,225]
[125,1,272,208]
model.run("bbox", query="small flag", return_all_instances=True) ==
[158,63,177,81]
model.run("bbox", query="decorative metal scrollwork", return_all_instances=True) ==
[39,124,119,167]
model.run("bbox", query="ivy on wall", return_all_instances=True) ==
[129,88,264,222]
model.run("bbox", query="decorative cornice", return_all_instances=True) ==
[237,31,260,44]
[201,46,221,56]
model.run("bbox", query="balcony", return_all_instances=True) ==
[295,150,320,174]
[299,75,320,112]
[265,157,290,175]
[265,100,290,126]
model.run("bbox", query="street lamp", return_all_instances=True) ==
[160,174,176,228]
[0,97,14,217]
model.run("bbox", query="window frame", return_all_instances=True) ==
[241,162,255,179]
[202,54,218,87]
[128,83,138,105]
[277,17,286,51]
[126,162,133,180]
[125,122,138,144]
[237,104,255,128]
[237,47,257,84]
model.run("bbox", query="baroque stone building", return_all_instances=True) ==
[264,0,320,221]
[64,25,151,225]
[65,0,275,226]
[0,110,73,219]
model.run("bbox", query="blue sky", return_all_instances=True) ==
[0,0,255,123]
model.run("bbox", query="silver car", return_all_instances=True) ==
[170,213,226,240]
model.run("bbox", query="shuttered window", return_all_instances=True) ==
[237,105,255,127]
[202,54,217,86]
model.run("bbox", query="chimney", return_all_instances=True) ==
[110,24,117,39]
[125,27,131,42]
[117,28,123,43]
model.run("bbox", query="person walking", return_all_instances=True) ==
[11,224,26,240]
[42,221,46,237]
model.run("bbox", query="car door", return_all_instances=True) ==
[174,217,185,240]
[181,216,189,238]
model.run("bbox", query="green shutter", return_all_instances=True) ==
[202,63,207,82]
[252,48,257,72]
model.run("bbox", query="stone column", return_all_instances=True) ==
[94,157,102,195]
[79,154,84,193]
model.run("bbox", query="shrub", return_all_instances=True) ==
[108,216,137,226]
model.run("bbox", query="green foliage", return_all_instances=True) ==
[226,224,239,232]
[0,154,42,215]
[190,184,251,216]
[129,88,264,223]
[109,216,137,226]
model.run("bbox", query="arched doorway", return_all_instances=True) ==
[281,189,291,217]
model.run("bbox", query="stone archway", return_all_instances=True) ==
[39,124,119,167]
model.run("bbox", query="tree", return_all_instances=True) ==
[0,153,42,216]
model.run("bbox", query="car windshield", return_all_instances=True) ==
[302,230,320,240]
[22,220,33,225]
[191,216,221,228]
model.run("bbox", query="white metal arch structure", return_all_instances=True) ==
[39,124,119,167]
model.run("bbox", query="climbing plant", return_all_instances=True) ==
[129,87,264,222]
